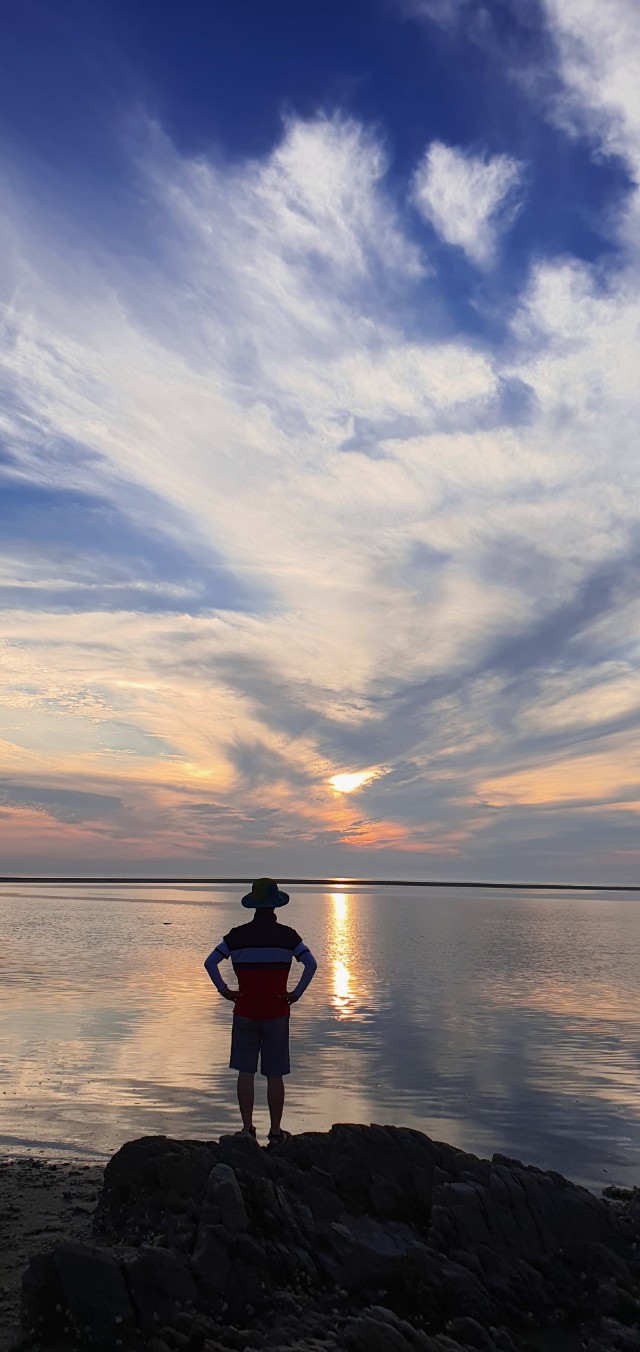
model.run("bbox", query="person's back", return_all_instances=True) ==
[204,878,317,1144]
[222,909,306,1021]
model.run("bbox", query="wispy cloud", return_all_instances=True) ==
[411,142,524,266]
[539,0,640,177]
[400,0,468,25]
[1,15,640,880]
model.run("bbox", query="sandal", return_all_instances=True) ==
[236,1125,258,1139]
[267,1128,292,1147]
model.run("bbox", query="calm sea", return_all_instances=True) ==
[1,882,639,1193]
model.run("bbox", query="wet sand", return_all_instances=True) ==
[0,1157,103,1350]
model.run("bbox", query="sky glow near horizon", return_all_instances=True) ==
[1,0,640,881]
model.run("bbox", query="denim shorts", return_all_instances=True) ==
[230,1014,290,1077]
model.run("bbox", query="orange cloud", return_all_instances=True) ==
[337,818,465,852]
[477,743,640,807]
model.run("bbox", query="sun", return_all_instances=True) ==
[329,769,380,793]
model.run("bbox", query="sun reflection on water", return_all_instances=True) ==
[329,891,357,1019]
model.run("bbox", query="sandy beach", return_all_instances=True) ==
[0,1157,103,1350]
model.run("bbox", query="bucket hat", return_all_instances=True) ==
[241,877,290,909]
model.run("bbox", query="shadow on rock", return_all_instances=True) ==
[13,1124,640,1352]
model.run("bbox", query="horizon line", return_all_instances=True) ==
[1,876,639,891]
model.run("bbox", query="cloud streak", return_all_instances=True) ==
[1,8,640,879]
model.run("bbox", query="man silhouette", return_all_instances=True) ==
[204,878,317,1144]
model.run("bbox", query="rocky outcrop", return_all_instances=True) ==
[14,1124,640,1352]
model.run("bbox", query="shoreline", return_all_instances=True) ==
[3,877,640,890]
[0,1157,103,1351]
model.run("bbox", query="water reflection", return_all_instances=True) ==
[0,884,639,1191]
[326,891,378,1024]
[329,891,354,1019]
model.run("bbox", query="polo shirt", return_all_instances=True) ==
[211,912,312,1020]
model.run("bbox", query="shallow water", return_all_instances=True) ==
[1,882,639,1191]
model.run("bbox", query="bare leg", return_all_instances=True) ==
[237,1071,255,1129]
[267,1076,285,1133]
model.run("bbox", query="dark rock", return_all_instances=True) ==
[224,1253,267,1316]
[315,1213,419,1290]
[438,1259,496,1324]
[20,1251,67,1342]
[15,1123,640,1352]
[191,1225,232,1298]
[97,1135,220,1246]
[278,1123,442,1229]
[343,1304,443,1351]
[629,1191,640,1236]
[429,1156,627,1268]
[445,1317,497,1351]
[487,1329,517,1352]
[561,1239,631,1281]
[267,1157,343,1227]
[161,1329,190,1350]
[594,1279,640,1325]
[53,1240,135,1347]
[265,1175,316,1243]
[216,1136,274,1178]
[124,1245,199,1334]
[206,1163,249,1233]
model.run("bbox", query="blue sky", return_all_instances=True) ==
[1,0,640,880]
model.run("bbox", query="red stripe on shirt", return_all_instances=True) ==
[233,966,291,1020]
